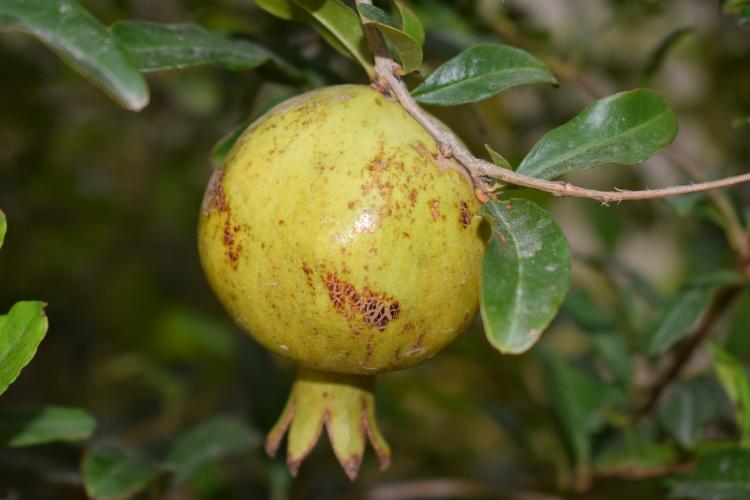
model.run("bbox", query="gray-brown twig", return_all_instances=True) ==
[355,0,750,203]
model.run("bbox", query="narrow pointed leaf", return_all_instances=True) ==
[268,0,372,74]
[0,406,96,447]
[111,21,273,72]
[517,89,678,180]
[543,353,624,465]
[358,4,422,74]
[710,343,750,444]
[644,285,714,356]
[82,446,161,500]
[657,377,732,448]
[485,144,513,170]
[480,199,571,354]
[0,301,48,396]
[393,0,424,46]
[411,44,556,106]
[0,0,148,111]
[166,416,260,482]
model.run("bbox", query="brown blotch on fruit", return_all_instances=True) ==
[323,274,400,331]
[459,200,471,229]
[409,188,417,206]
[302,263,314,289]
[430,199,441,220]
[206,169,228,213]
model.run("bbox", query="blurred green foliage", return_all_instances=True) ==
[1,0,750,499]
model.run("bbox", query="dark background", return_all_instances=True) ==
[1,0,750,498]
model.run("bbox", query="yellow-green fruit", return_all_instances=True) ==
[198,84,484,374]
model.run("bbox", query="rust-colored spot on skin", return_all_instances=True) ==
[364,342,374,363]
[409,188,417,206]
[207,169,228,213]
[323,273,400,331]
[459,200,471,228]
[302,262,314,289]
[278,219,285,226]
[430,199,441,219]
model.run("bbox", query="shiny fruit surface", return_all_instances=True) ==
[198,84,484,374]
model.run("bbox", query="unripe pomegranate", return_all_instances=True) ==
[198,85,484,479]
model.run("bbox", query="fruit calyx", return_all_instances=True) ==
[265,367,390,480]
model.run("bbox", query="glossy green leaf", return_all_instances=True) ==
[256,0,372,75]
[658,377,731,448]
[644,285,715,356]
[210,93,298,168]
[669,448,750,499]
[111,21,272,72]
[543,353,624,465]
[82,446,161,500]
[480,199,571,354]
[0,210,6,250]
[485,144,513,170]
[710,343,750,445]
[393,0,425,46]
[0,0,148,111]
[411,44,556,106]
[166,415,260,482]
[0,301,48,396]
[0,406,96,447]
[517,89,678,180]
[358,4,422,74]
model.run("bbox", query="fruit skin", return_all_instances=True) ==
[198,84,484,375]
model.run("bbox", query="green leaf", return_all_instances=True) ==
[733,115,750,129]
[480,199,571,354]
[517,89,678,180]
[0,210,6,250]
[723,0,750,13]
[0,301,48,396]
[543,353,624,465]
[644,285,715,356]
[0,406,96,447]
[658,377,731,449]
[669,448,750,499]
[393,0,425,46]
[166,415,260,482]
[255,0,372,75]
[590,331,633,386]
[111,21,272,72]
[358,4,422,74]
[485,144,513,170]
[710,343,750,445]
[0,0,148,111]
[411,44,556,106]
[596,442,679,472]
[82,446,161,500]
[210,93,298,169]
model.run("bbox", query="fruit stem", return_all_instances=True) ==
[265,367,391,480]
